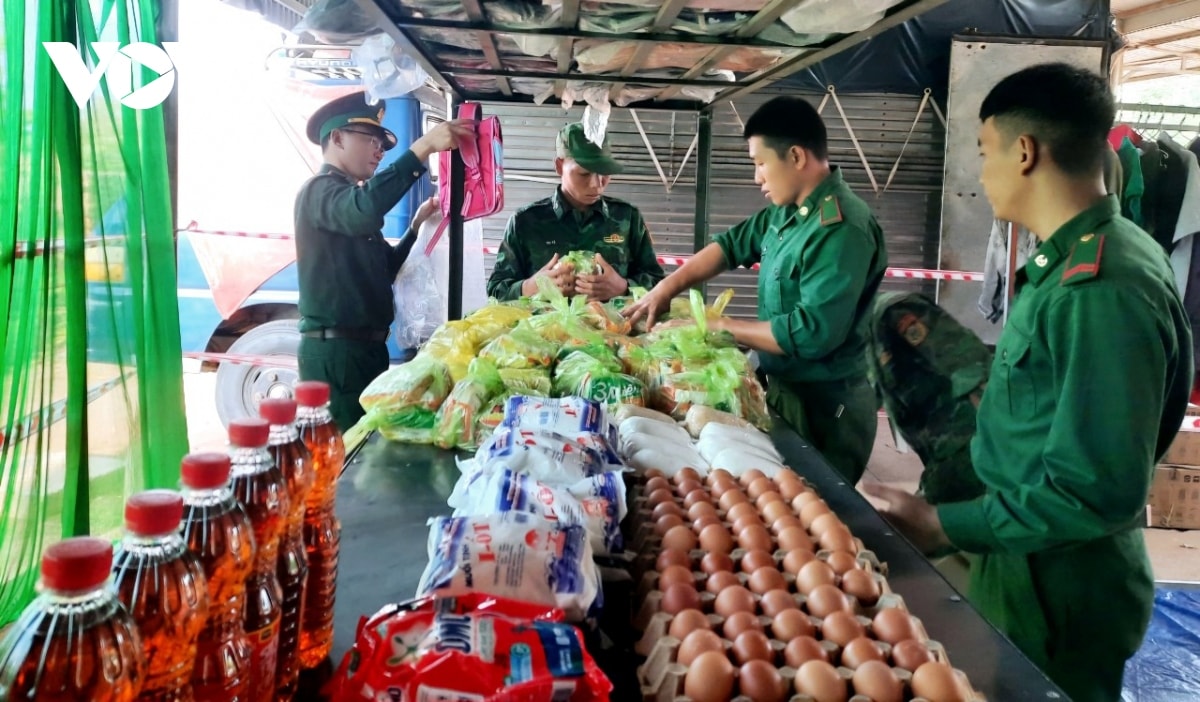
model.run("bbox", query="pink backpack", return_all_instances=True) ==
[425,102,504,255]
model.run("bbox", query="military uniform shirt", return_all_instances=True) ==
[714,167,888,383]
[487,187,666,300]
[294,150,425,332]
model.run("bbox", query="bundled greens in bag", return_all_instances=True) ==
[463,304,531,346]
[552,350,623,396]
[579,371,647,413]
[526,277,606,345]
[558,250,600,275]
[498,368,553,396]
[346,356,455,448]
[432,359,506,450]
[581,300,631,335]
[477,323,558,369]
[423,321,478,381]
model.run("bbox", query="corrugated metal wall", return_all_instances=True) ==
[461,90,946,319]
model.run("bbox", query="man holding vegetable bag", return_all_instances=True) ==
[624,96,888,484]
[486,122,666,302]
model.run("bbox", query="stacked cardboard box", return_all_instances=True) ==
[1148,405,1200,530]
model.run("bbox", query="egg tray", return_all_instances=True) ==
[631,546,884,596]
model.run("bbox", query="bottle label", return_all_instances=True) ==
[247,619,280,701]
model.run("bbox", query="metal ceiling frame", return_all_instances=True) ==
[1116,0,1200,34]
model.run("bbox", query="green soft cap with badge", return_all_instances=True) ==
[307,91,398,151]
[556,122,623,175]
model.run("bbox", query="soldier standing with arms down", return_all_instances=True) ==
[294,91,472,430]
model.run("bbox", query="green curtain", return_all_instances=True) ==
[0,0,188,625]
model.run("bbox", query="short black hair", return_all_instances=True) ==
[979,63,1114,177]
[743,96,828,161]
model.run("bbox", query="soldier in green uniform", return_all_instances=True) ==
[865,64,1193,702]
[624,96,888,484]
[294,91,473,430]
[486,123,666,302]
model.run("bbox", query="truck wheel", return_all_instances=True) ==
[215,319,301,427]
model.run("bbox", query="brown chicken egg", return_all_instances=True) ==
[732,514,764,536]
[739,525,774,552]
[804,584,851,619]
[825,550,859,576]
[677,629,725,666]
[689,500,719,520]
[840,636,886,669]
[759,500,792,526]
[647,488,676,508]
[644,469,667,480]
[714,585,757,617]
[791,490,822,513]
[727,500,759,522]
[719,489,750,511]
[782,549,817,575]
[701,552,736,574]
[771,514,804,536]
[677,478,704,496]
[891,639,936,672]
[774,469,802,487]
[911,661,969,702]
[777,478,806,502]
[740,549,777,574]
[840,568,881,607]
[722,610,763,640]
[872,607,918,645]
[699,523,735,554]
[662,524,699,552]
[771,608,816,642]
[776,526,815,553]
[706,571,742,594]
[654,513,686,536]
[669,608,712,640]
[740,469,767,487]
[683,650,736,702]
[759,589,799,618]
[852,660,903,702]
[644,476,671,494]
[748,567,787,595]
[799,500,833,529]
[820,611,866,647]
[706,468,734,487]
[747,477,775,501]
[693,514,723,533]
[809,513,846,539]
[656,549,693,574]
[684,489,713,510]
[710,479,737,500]
[785,637,830,670]
[658,564,696,591]
[731,630,774,665]
[819,526,858,554]
[794,660,847,702]
[651,501,685,521]
[674,467,702,486]
[755,490,785,512]
[738,659,787,702]
[795,559,837,594]
[661,583,702,614]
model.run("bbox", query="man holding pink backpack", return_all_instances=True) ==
[487,122,666,302]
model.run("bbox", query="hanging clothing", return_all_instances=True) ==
[1118,137,1145,226]
[978,218,1038,323]
[1159,139,1200,299]
[1142,141,1166,246]
[1190,136,1200,162]
[1109,124,1142,152]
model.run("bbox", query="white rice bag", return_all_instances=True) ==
[699,421,779,458]
[501,396,618,462]
[417,512,601,621]
[618,416,692,451]
[449,467,627,554]
[685,404,754,437]
[697,434,780,464]
[614,404,677,425]
[709,447,785,478]
[629,447,709,478]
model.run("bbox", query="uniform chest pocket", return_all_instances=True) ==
[773,259,802,314]
[995,329,1037,417]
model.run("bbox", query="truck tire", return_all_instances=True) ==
[214,319,301,427]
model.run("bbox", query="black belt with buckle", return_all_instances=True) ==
[303,327,389,343]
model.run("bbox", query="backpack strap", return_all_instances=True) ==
[457,102,481,169]
[423,190,475,256]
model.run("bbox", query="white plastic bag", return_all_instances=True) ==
[417,512,601,620]
[291,0,379,43]
[475,428,611,481]
[353,33,430,103]
[393,217,445,350]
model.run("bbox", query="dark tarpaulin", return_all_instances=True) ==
[779,0,1115,97]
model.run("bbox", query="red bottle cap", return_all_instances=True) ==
[259,398,298,425]
[229,417,270,447]
[180,452,232,489]
[294,381,330,407]
[41,537,113,592]
[125,490,184,536]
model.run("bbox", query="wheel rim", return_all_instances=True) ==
[243,361,300,413]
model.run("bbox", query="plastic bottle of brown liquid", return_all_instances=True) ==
[181,452,255,701]
[293,381,344,668]
[258,398,313,700]
[0,537,144,701]
[112,490,209,701]
[229,417,288,702]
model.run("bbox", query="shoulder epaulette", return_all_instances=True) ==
[1060,233,1106,285]
[820,194,844,226]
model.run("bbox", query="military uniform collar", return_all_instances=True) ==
[1024,196,1119,286]
[319,163,353,183]
[795,167,845,220]
[552,187,610,220]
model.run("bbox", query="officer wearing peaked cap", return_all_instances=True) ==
[293,91,474,430]
[865,64,1192,702]
[624,96,888,485]
[487,122,665,302]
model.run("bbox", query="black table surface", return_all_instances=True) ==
[325,422,1070,701]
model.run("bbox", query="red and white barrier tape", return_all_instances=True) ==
[183,351,298,368]
[0,372,132,449]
